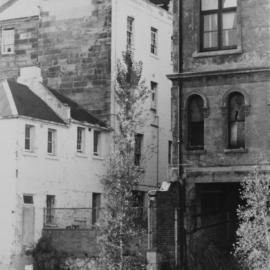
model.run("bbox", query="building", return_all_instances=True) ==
[0,67,109,270]
[166,0,270,269]
[0,0,173,196]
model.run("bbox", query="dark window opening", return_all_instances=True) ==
[46,195,55,225]
[92,193,101,225]
[188,95,204,149]
[23,195,33,204]
[228,92,245,148]
[200,0,237,51]
[134,133,143,166]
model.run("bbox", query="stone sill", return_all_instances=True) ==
[224,148,248,154]
[45,155,59,160]
[92,155,103,160]
[185,149,206,155]
[76,152,88,159]
[192,47,242,58]
[22,151,38,158]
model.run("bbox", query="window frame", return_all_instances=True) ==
[150,81,158,110]
[200,0,237,52]
[93,130,101,156]
[23,194,34,205]
[1,28,15,55]
[24,124,35,152]
[227,92,245,149]
[134,133,143,166]
[150,27,158,55]
[47,128,57,155]
[76,126,85,153]
[187,95,205,150]
[126,16,134,51]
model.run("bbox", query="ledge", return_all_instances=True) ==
[76,152,88,159]
[224,148,248,154]
[185,149,206,155]
[192,47,242,58]
[22,151,38,158]
[92,155,103,161]
[45,155,59,160]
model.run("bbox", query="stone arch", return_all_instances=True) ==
[185,92,209,118]
[221,88,251,116]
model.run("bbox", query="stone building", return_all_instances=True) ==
[165,0,270,269]
[0,0,173,193]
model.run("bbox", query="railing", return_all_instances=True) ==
[43,208,100,229]
[43,207,147,230]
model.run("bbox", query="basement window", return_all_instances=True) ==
[23,195,33,205]
[1,28,15,55]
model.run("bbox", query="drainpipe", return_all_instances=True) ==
[178,0,186,269]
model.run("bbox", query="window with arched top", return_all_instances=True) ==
[228,92,245,148]
[188,95,204,149]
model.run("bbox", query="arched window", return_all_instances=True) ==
[188,95,204,149]
[228,92,245,148]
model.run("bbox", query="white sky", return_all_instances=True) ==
[0,0,93,20]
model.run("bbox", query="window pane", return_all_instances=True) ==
[229,122,245,148]
[229,94,245,121]
[204,14,218,31]
[190,122,204,146]
[204,31,218,48]
[201,0,218,10]
[190,98,204,122]
[222,29,237,47]
[222,12,236,29]
[223,0,237,8]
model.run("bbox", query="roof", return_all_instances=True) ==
[7,80,65,124]
[48,88,106,127]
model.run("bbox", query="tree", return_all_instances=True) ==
[234,168,270,270]
[97,51,151,270]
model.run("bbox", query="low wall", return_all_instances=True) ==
[43,229,99,257]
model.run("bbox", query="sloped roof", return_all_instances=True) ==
[8,80,65,124]
[48,88,106,127]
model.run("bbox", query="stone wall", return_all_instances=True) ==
[0,16,39,80]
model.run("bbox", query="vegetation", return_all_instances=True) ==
[97,51,150,270]
[234,168,270,270]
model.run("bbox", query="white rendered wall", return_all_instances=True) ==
[111,0,173,189]
[7,117,109,266]
[0,119,18,269]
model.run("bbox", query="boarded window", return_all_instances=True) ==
[228,93,245,148]
[188,95,204,149]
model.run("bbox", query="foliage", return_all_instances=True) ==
[234,168,270,270]
[32,236,64,270]
[97,51,151,270]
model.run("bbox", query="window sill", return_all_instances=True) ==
[92,155,103,160]
[185,149,206,155]
[22,151,38,158]
[192,47,242,58]
[76,152,88,158]
[224,148,248,154]
[150,53,159,60]
[45,155,59,160]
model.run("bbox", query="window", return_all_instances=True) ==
[47,129,56,155]
[2,28,15,54]
[77,127,85,153]
[46,195,55,225]
[23,195,33,205]
[150,27,158,55]
[92,193,101,225]
[188,95,204,149]
[25,125,34,151]
[228,92,245,148]
[151,81,158,110]
[200,0,237,51]
[93,130,101,156]
[134,133,143,166]
[127,16,134,51]
[168,140,172,165]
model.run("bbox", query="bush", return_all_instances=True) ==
[32,236,64,270]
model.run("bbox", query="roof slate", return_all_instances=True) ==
[48,88,106,127]
[8,80,65,124]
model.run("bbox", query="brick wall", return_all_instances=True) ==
[43,229,99,256]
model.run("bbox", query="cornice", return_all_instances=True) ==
[167,66,270,81]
